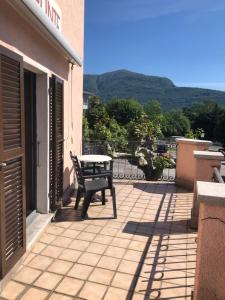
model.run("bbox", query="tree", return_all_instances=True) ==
[85,96,109,129]
[127,118,161,142]
[183,100,225,141]
[82,117,90,141]
[214,111,225,147]
[144,100,163,124]
[106,98,144,125]
[161,110,190,137]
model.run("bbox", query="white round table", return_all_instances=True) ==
[77,155,112,163]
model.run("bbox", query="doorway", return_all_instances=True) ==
[24,70,37,216]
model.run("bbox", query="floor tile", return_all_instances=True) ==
[128,240,147,252]
[88,268,115,285]
[77,231,96,242]
[97,256,120,271]
[54,221,72,228]
[69,239,90,251]
[103,287,128,300]
[118,260,139,275]
[55,277,84,296]
[79,282,107,300]
[22,253,36,265]
[0,281,26,300]
[33,272,62,290]
[62,229,80,239]
[41,245,63,258]
[111,272,135,290]
[100,227,118,236]
[48,293,74,300]
[111,237,131,248]
[51,236,73,248]
[29,255,53,270]
[59,248,82,262]
[20,287,49,300]
[104,246,126,259]
[68,263,93,280]
[123,250,143,262]
[46,226,64,235]
[78,252,101,266]
[32,242,46,254]
[86,242,107,254]
[39,233,56,244]
[94,234,113,245]
[13,266,41,284]
[85,225,102,233]
[70,223,87,231]
[47,260,73,275]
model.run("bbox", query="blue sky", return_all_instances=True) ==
[84,0,225,91]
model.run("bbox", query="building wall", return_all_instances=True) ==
[0,0,84,190]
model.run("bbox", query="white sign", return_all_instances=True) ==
[35,0,62,31]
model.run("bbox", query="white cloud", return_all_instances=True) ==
[87,0,225,23]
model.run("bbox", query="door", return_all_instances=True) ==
[0,46,26,278]
[24,70,37,216]
[49,75,64,211]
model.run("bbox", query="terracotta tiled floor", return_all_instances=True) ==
[0,181,197,300]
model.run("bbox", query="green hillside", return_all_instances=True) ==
[84,70,225,111]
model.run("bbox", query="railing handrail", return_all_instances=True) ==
[213,167,224,183]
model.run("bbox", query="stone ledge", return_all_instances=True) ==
[191,181,225,229]
[176,138,212,145]
[197,181,225,206]
[194,151,224,160]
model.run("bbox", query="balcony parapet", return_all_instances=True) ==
[191,151,224,228]
[193,181,225,300]
[175,138,212,189]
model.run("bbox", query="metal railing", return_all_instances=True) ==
[82,139,176,181]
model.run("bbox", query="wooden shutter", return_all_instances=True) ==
[0,46,26,278]
[49,75,64,211]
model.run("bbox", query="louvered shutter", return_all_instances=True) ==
[49,75,64,211]
[0,46,26,278]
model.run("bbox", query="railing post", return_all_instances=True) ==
[175,138,212,190]
[191,151,224,228]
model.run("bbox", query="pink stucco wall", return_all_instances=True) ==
[176,139,212,189]
[0,0,84,189]
[194,202,225,300]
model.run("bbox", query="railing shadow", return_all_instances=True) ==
[122,192,196,300]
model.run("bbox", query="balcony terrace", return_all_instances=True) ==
[0,180,196,300]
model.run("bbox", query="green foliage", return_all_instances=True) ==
[90,124,112,141]
[183,100,224,141]
[185,128,205,139]
[126,118,161,142]
[154,156,174,170]
[161,110,190,137]
[108,119,128,144]
[135,147,174,180]
[82,117,90,141]
[106,98,144,125]
[144,100,163,124]
[214,111,225,147]
[83,94,225,149]
[85,96,109,129]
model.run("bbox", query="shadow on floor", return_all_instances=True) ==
[123,220,195,236]
[132,182,191,194]
[122,192,196,300]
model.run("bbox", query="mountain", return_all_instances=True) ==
[84,70,225,111]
